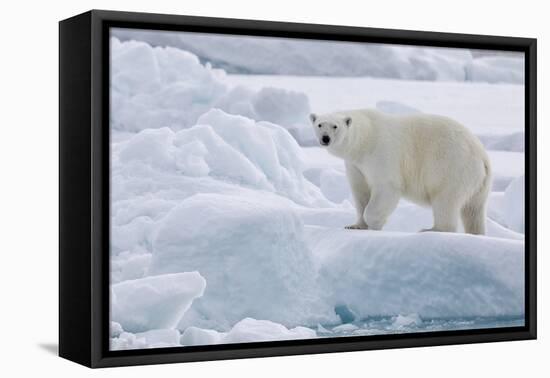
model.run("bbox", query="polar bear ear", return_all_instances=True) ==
[344,116,352,127]
[309,113,317,124]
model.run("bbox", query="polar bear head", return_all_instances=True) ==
[309,113,352,149]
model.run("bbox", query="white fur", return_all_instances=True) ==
[310,109,491,234]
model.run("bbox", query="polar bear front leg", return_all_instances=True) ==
[364,185,400,231]
[345,162,370,229]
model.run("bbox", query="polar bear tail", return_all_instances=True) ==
[461,158,492,235]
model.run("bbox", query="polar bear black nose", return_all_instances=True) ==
[321,135,331,145]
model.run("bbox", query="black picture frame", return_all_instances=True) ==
[59,9,537,368]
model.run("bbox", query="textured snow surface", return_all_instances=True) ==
[109,37,526,350]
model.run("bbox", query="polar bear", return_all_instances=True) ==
[310,109,491,234]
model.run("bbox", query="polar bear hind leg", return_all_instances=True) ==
[423,191,462,233]
[460,193,487,235]
[461,159,491,235]
[460,178,490,235]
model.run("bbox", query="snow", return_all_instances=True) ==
[223,74,524,137]
[110,332,147,351]
[110,37,313,144]
[465,56,525,84]
[308,228,524,319]
[180,327,225,346]
[502,176,525,233]
[375,100,422,115]
[111,250,151,284]
[110,321,123,338]
[223,74,524,150]
[180,318,316,346]
[110,38,227,132]
[251,87,311,132]
[111,272,206,333]
[488,151,525,191]
[110,328,183,350]
[111,216,155,254]
[112,318,317,348]
[112,28,523,83]
[112,108,329,207]
[392,314,423,328]
[135,329,181,349]
[109,36,526,350]
[223,318,317,344]
[319,168,350,204]
[149,193,336,330]
[477,131,524,152]
[332,323,359,333]
[193,109,324,205]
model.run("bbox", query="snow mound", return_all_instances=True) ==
[223,318,316,344]
[110,321,123,338]
[181,318,316,346]
[145,193,524,332]
[134,329,181,349]
[113,110,330,206]
[111,272,206,333]
[252,87,316,145]
[110,332,147,351]
[213,85,314,145]
[111,38,227,132]
[251,87,313,145]
[180,327,226,346]
[251,87,311,131]
[111,215,156,254]
[307,227,524,319]
[110,329,181,350]
[111,249,152,284]
[502,176,525,233]
[392,314,423,328]
[150,193,336,330]
[110,37,314,146]
[193,109,328,205]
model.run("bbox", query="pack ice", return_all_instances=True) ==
[109,38,526,348]
[112,29,524,83]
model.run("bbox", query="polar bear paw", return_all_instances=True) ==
[420,227,455,233]
[345,224,368,230]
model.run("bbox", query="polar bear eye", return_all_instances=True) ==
[333,125,337,129]
[318,124,322,128]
